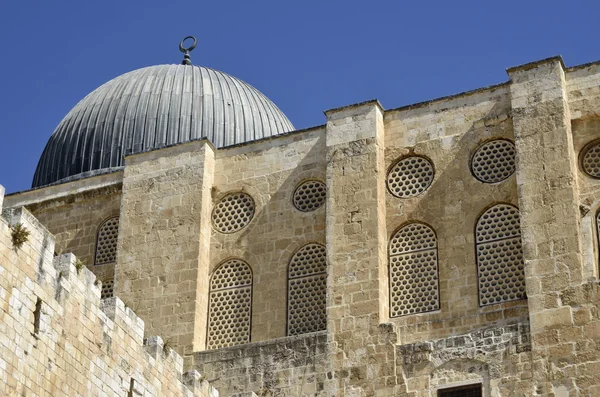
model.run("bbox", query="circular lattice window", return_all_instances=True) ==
[581,140,600,178]
[387,156,434,198]
[212,192,255,233]
[471,139,516,183]
[293,180,326,212]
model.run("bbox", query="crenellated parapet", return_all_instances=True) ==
[0,186,218,397]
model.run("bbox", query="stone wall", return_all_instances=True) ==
[397,322,532,396]
[194,331,327,396]
[384,84,528,345]
[6,177,122,285]
[210,127,327,342]
[3,56,600,396]
[117,140,215,362]
[508,57,600,397]
[0,199,218,396]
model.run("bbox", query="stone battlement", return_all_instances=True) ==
[0,187,218,396]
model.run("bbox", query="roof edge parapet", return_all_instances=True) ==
[506,55,566,74]
[324,99,384,117]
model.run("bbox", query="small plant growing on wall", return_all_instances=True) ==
[10,223,30,249]
[162,337,172,356]
[75,258,87,274]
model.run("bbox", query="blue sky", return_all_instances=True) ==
[0,0,598,193]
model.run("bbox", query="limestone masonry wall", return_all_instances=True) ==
[3,56,600,396]
[26,184,122,287]
[0,199,217,396]
[384,85,528,345]
[211,127,327,342]
[193,331,327,396]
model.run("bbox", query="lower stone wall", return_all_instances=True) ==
[194,332,328,396]
[541,280,600,396]
[0,206,217,397]
[396,322,532,396]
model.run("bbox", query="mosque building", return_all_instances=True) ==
[1,37,600,396]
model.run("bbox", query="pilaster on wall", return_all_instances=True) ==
[508,58,583,390]
[117,140,215,363]
[324,101,397,396]
[0,184,5,212]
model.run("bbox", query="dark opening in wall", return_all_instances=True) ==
[33,298,42,335]
[438,384,482,397]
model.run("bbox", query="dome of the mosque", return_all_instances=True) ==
[32,63,295,187]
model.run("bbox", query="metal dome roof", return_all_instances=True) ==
[32,64,295,188]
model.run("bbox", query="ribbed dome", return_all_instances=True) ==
[33,64,295,187]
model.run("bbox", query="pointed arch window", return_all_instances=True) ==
[95,217,119,265]
[287,243,327,336]
[207,259,252,349]
[475,204,525,306]
[389,223,440,317]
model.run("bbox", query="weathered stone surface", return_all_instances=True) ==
[3,55,600,396]
[0,204,218,396]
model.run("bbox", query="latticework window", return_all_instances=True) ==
[293,180,326,212]
[101,279,114,299]
[95,217,119,265]
[212,192,255,233]
[581,140,600,178]
[476,204,525,306]
[389,223,440,317]
[471,139,516,183]
[387,156,435,198]
[207,259,252,349]
[287,243,327,336]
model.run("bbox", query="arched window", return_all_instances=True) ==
[101,279,114,299]
[389,223,440,317]
[207,259,252,349]
[287,243,327,336]
[475,204,525,306]
[95,216,119,265]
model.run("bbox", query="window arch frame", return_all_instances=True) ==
[474,203,526,307]
[94,216,120,266]
[206,258,253,350]
[286,242,327,336]
[388,221,440,318]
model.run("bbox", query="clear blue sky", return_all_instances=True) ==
[0,0,598,193]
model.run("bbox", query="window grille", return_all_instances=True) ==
[95,217,119,265]
[101,279,114,299]
[389,223,440,317]
[581,140,600,178]
[387,156,435,198]
[212,193,255,233]
[207,259,252,349]
[476,204,525,306]
[287,243,327,335]
[471,139,516,183]
[293,180,326,212]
